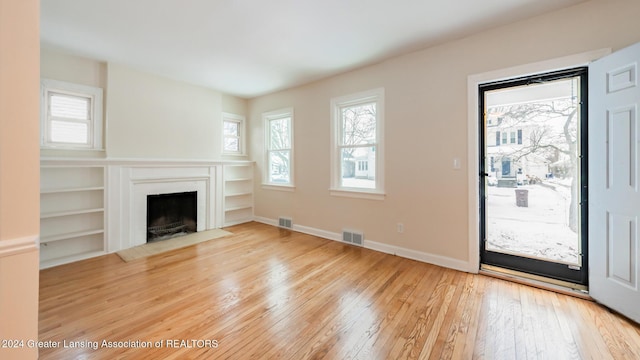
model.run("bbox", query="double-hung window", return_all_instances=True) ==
[40,79,103,150]
[222,113,245,155]
[263,108,294,188]
[330,88,385,199]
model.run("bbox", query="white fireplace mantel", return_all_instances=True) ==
[109,163,224,252]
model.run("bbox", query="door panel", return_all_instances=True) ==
[589,41,640,323]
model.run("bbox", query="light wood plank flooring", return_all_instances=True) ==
[39,222,640,359]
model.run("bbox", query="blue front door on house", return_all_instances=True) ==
[501,158,511,176]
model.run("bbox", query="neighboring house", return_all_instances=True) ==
[486,109,572,184]
[353,147,376,180]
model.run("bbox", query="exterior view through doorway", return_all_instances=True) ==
[479,68,588,288]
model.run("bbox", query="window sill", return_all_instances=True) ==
[41,146,105,152]
[262,184,295,192]
[329,188,385,200]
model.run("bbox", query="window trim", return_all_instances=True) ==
[262,108,294,190]
[40,79,103,150]
[330,87,385,200]
[221,112,246,156]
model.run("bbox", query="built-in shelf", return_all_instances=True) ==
[40,229,105,244]
[40,186,105,194]
[40,208,105,219]
[223,164,254,227]
[40,250,106,270]
[225,192,252,197]
[40,165,106,268]
[225,205,253,212]
[225,177,252,182]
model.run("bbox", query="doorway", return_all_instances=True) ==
[479,68,588,287]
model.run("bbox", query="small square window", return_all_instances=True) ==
[222,113,245,155]
[40,79,103,150]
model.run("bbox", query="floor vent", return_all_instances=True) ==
[278,217,293,229]
[342,230,364,246]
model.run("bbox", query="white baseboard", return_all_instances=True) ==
[365,239,470,273]
[0,235,39,259]
[253,216,471,273]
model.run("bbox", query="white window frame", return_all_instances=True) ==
[263,108,294,190]
[40,78,103,150]
[330,87,385,200]
[222,112,246,155]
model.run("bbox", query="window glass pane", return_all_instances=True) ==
[269,150,290,183]
[341,103,376,146]
[50,120,89,144]
[50,93,90,120]
[224,138,239,152]
[340,147,375,189]
[224,121,239,136]
[270,117,291,150]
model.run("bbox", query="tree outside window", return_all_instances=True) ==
[330,88,385,199]
[263,109,293,187]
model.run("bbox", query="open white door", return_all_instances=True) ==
[589,41,640,323]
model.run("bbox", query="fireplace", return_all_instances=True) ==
[146,191,197,242]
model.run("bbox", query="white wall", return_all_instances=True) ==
[0,0,40,358]
[248,0,640,268]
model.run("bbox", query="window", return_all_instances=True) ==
[517,129,523,144]
[222,113,245,155]
[510,131,516,144]
[263,108,294,188]
[501,132,508,144]
[40,79,103,150]
[330,88,385,199]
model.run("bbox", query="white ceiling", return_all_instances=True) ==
[41,0,586,98]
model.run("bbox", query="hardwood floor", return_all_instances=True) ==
[39,222,640,359]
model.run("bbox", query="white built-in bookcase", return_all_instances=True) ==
[40,165,106,268]
[223,163,254,226]
[39,159,254,269]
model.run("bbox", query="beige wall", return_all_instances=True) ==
[41,48,107,88]
[106,63,220,159]
[40,54,248,160]
[0,0,41,358]
[248,0,640,265]
[40,48,108,158]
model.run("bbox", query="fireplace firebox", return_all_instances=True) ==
[146,191,197,242]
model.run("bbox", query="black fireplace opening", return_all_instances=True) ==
[146,191,197,242]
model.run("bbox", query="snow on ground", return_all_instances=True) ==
[486,180,580,265]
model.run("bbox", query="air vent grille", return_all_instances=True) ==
[278,217,293,229]
[342,230,364,246]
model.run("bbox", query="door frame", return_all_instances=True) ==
[466,49,610,274]
[478,67,589,285]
